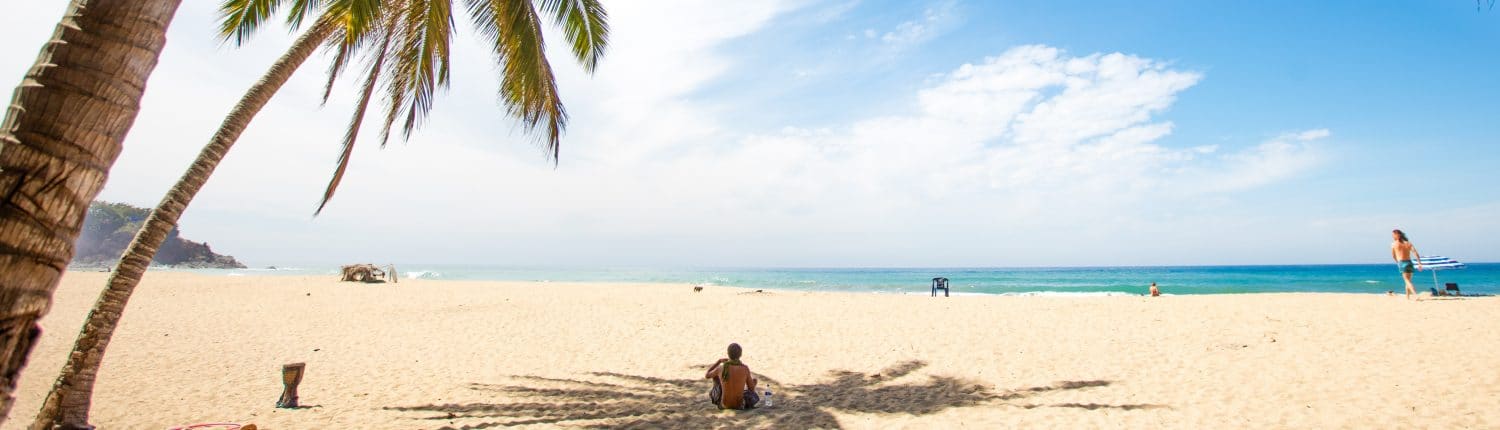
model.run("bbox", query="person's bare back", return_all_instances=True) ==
[716,363,753,408]
[1391,240,1417,262]
[1390,229,1422,300]
[705,343,759,410]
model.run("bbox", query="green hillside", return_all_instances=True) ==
[73,201,245,269]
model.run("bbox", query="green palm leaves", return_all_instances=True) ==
[216,0,608,214]
[218,0,332,44]
[541,0,608,72]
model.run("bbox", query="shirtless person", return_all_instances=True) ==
[705,343,759,410]
[1391,229,1424,300]
[1149,282,1160,297]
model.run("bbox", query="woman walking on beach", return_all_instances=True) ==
[1391,229,1423,300]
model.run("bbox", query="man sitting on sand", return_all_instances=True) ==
[1149,282,1160,297]
[705,343,759,410]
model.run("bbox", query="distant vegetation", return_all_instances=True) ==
[73,202,244,268]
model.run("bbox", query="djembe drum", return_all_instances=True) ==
[277,363,305,408]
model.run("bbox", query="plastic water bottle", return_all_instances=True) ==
[763,390,773,407]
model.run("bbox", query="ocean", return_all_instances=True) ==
[183,263,1499,296]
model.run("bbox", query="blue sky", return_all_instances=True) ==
[713,1,1500,188]
[1,0,1497,267]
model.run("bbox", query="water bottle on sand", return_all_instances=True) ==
[763,390,773,407]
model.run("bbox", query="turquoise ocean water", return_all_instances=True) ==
[182,263,1499,296]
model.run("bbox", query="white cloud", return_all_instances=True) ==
[1190,135,1324,194]
[681,45,1321,214]
[169,37,1331,265]
[0,2,1345,266]
[881,20,928,45]
[877,1,956,50]
[1293,128,1331,140]
[350,44,1326,266]
[813,0,863,23]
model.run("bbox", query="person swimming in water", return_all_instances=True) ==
[1390,229,1424,300]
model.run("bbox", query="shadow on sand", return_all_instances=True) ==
[385,360,1166,429]
[1425,294,1494,300]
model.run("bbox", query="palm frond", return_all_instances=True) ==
[219,0,287,45]
[316,9,397,215]
[538,0,609,73]
[284,0,323,29]
[380,0,454,146]
[465,0,567,162]
[323,0,386,46]
[318,1,389,104]
[321,36,355,103]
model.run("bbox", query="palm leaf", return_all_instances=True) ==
[318,1,389,104]
[538,0,608,73]
[284,0,323,29]
[465,0,567,162]
[321,34,355,104]
[380,0,454,146]
[323,0,385,46]
[316,9,397,215]
[219,0,287,45]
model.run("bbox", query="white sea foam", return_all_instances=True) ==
[995,291,1140,297]
[897,291,988,297]
[405,271,441,279]
[900,290,1139,297]
[244,268,301,272]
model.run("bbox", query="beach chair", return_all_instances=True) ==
[1445,282,1461,296]
[931,277,949,297]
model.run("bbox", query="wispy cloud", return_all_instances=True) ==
[864,1,958,51]
[59,2,1339,266]
[478,45,1326,253]
[1293,128,1331,141]
[1188,135,1325,194]
[880,18,930,45]
[812,0,863,23]
[230,40,1329,264]
[693,45,1324,216]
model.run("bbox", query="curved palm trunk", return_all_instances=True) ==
[29,18,337,430]
[0,0,181,425]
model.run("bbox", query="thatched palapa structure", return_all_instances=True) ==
[340,264,398,283]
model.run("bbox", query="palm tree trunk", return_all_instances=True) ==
[0,0,181,425]
[29,17,338,430]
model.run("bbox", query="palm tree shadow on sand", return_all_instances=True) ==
[384,360,1167,429]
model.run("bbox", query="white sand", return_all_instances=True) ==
[5,272,1499,429]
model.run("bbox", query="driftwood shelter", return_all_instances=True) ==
[340,264,399,283]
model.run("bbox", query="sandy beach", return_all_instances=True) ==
[4,272,1498,429]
